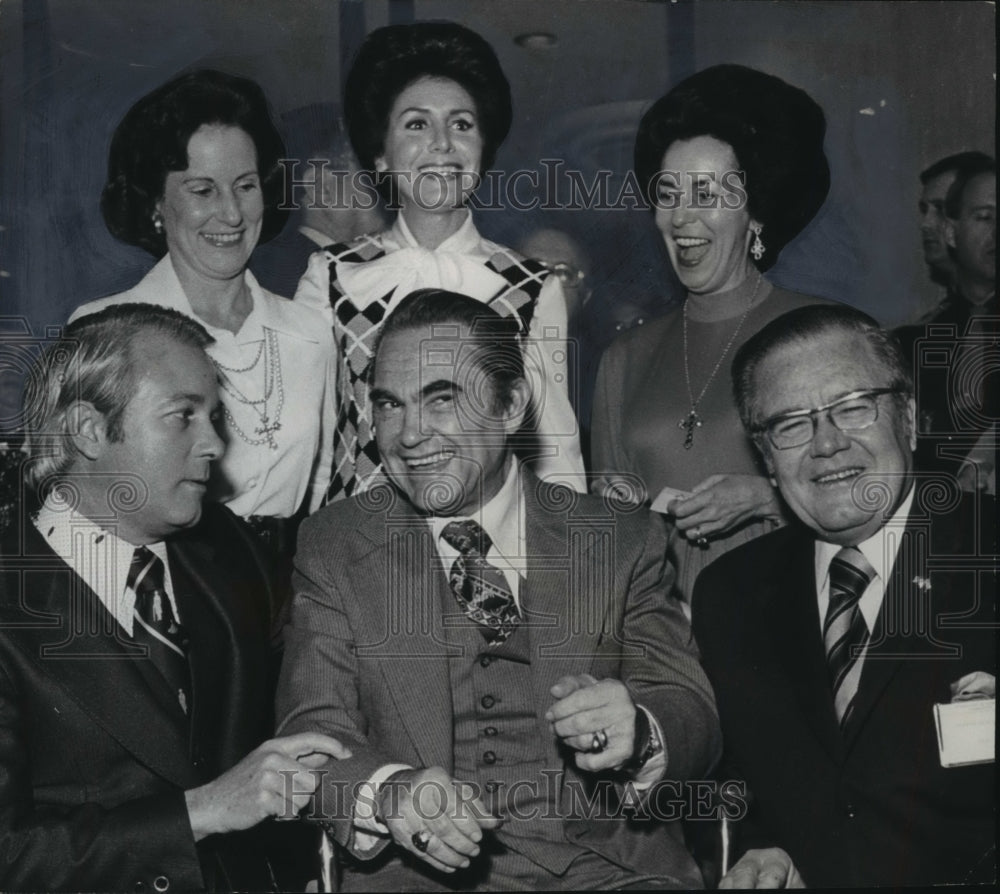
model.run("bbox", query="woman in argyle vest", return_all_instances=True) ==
[294,21,584,500]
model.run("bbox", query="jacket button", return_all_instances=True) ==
[483,751,497,765]
[153,876,170,892]
[480,655,493,668]
[845,803,856,819]
[481,695,495,709]
[484,726,498,737]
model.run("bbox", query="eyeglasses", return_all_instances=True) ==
[754,389,900,450]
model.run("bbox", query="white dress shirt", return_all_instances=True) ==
[814,485,917,637]
[34,497,178,634]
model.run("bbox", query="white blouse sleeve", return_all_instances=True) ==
[524,274,585,491]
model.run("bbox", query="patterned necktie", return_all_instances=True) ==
[824,546,875,728]
[128,546,191,716]
[441,519,520,645]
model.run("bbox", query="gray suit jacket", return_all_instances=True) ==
[276,471,721,888]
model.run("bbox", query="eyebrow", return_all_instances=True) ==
[369,379,461,404]
[764,389,868,420]
[181,170,258,183]
[397,106,476,117]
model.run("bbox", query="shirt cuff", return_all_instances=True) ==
[352,762,413,852]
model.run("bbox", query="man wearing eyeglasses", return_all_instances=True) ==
[691,304,996,888]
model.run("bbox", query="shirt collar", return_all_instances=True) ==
[387,210,484,258]
[34,496,173,635]
[156,255,311,343]
[429,457,525,570]
[815,483,916,597]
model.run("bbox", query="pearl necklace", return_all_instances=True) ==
[679,272,762,449]
[213,328,284,451]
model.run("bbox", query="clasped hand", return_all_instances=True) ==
[377,767,501,874]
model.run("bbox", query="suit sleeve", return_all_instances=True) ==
[691,559,777,861]
[620,513,722,782]
[274,518,399,860]
[0,658,204,892]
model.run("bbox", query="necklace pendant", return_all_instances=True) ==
[679,410,702,449]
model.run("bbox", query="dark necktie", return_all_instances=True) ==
[824,546,875,728]
[441,519,520,645]
[128,546,191,716]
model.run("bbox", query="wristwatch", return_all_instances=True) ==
[624,707,663,772]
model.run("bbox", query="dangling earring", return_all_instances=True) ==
[749,222,765,261]
[152,213,165,235]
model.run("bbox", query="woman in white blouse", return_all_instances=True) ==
[294,21,583,499]
[71,70,334,560]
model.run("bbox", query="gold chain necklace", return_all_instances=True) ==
[679,272,762,449]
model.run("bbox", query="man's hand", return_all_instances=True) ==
[185,732,351,841]
[720,848,804,889]
[950,671,996,701]
[377,767,501,874]
[545,674,636,772]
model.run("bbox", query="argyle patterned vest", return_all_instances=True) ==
[322,236,548,501]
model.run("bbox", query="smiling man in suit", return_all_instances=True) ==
[0,304,346,892]
[693,304,996,887]
[276,288,721,890]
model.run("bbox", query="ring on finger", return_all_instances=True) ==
[411,830,432,852]
[590,728,609,752]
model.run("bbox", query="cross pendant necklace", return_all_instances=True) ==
[254,416,282,450]
[679,410,702,449]
[679,272,761,449]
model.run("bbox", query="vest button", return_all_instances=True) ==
[483,751,497,764]
[480,654,493,668]
[481,695,495,709]
[484,726,498,737]
[153,877,170,892]
[485,780,502,793]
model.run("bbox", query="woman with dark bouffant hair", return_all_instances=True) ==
[592,64,834,605]
[294,21,583,500]
[71,69,335,559]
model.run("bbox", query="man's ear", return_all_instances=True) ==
[904,396,917,452]
[64,401,110,462]
[501,378,532,436]
[944,217,957,249]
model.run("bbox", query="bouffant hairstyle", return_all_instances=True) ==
[634,64,830,271]
[344,21,513,176]
[101,69,289,257]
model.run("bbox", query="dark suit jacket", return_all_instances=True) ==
[276,472,722,890]
[692,490,997,887]
[0,502,280,892]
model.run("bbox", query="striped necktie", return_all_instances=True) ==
[128,546,191,716]
[824,546,876,728]
[441,519,520,645]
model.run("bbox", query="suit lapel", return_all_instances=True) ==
[842,517,954,749]
[521,477,609,724]
[349,488,456,769]
[3,524,195,786]
[770,528,845,761]
[167,524,272,771]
